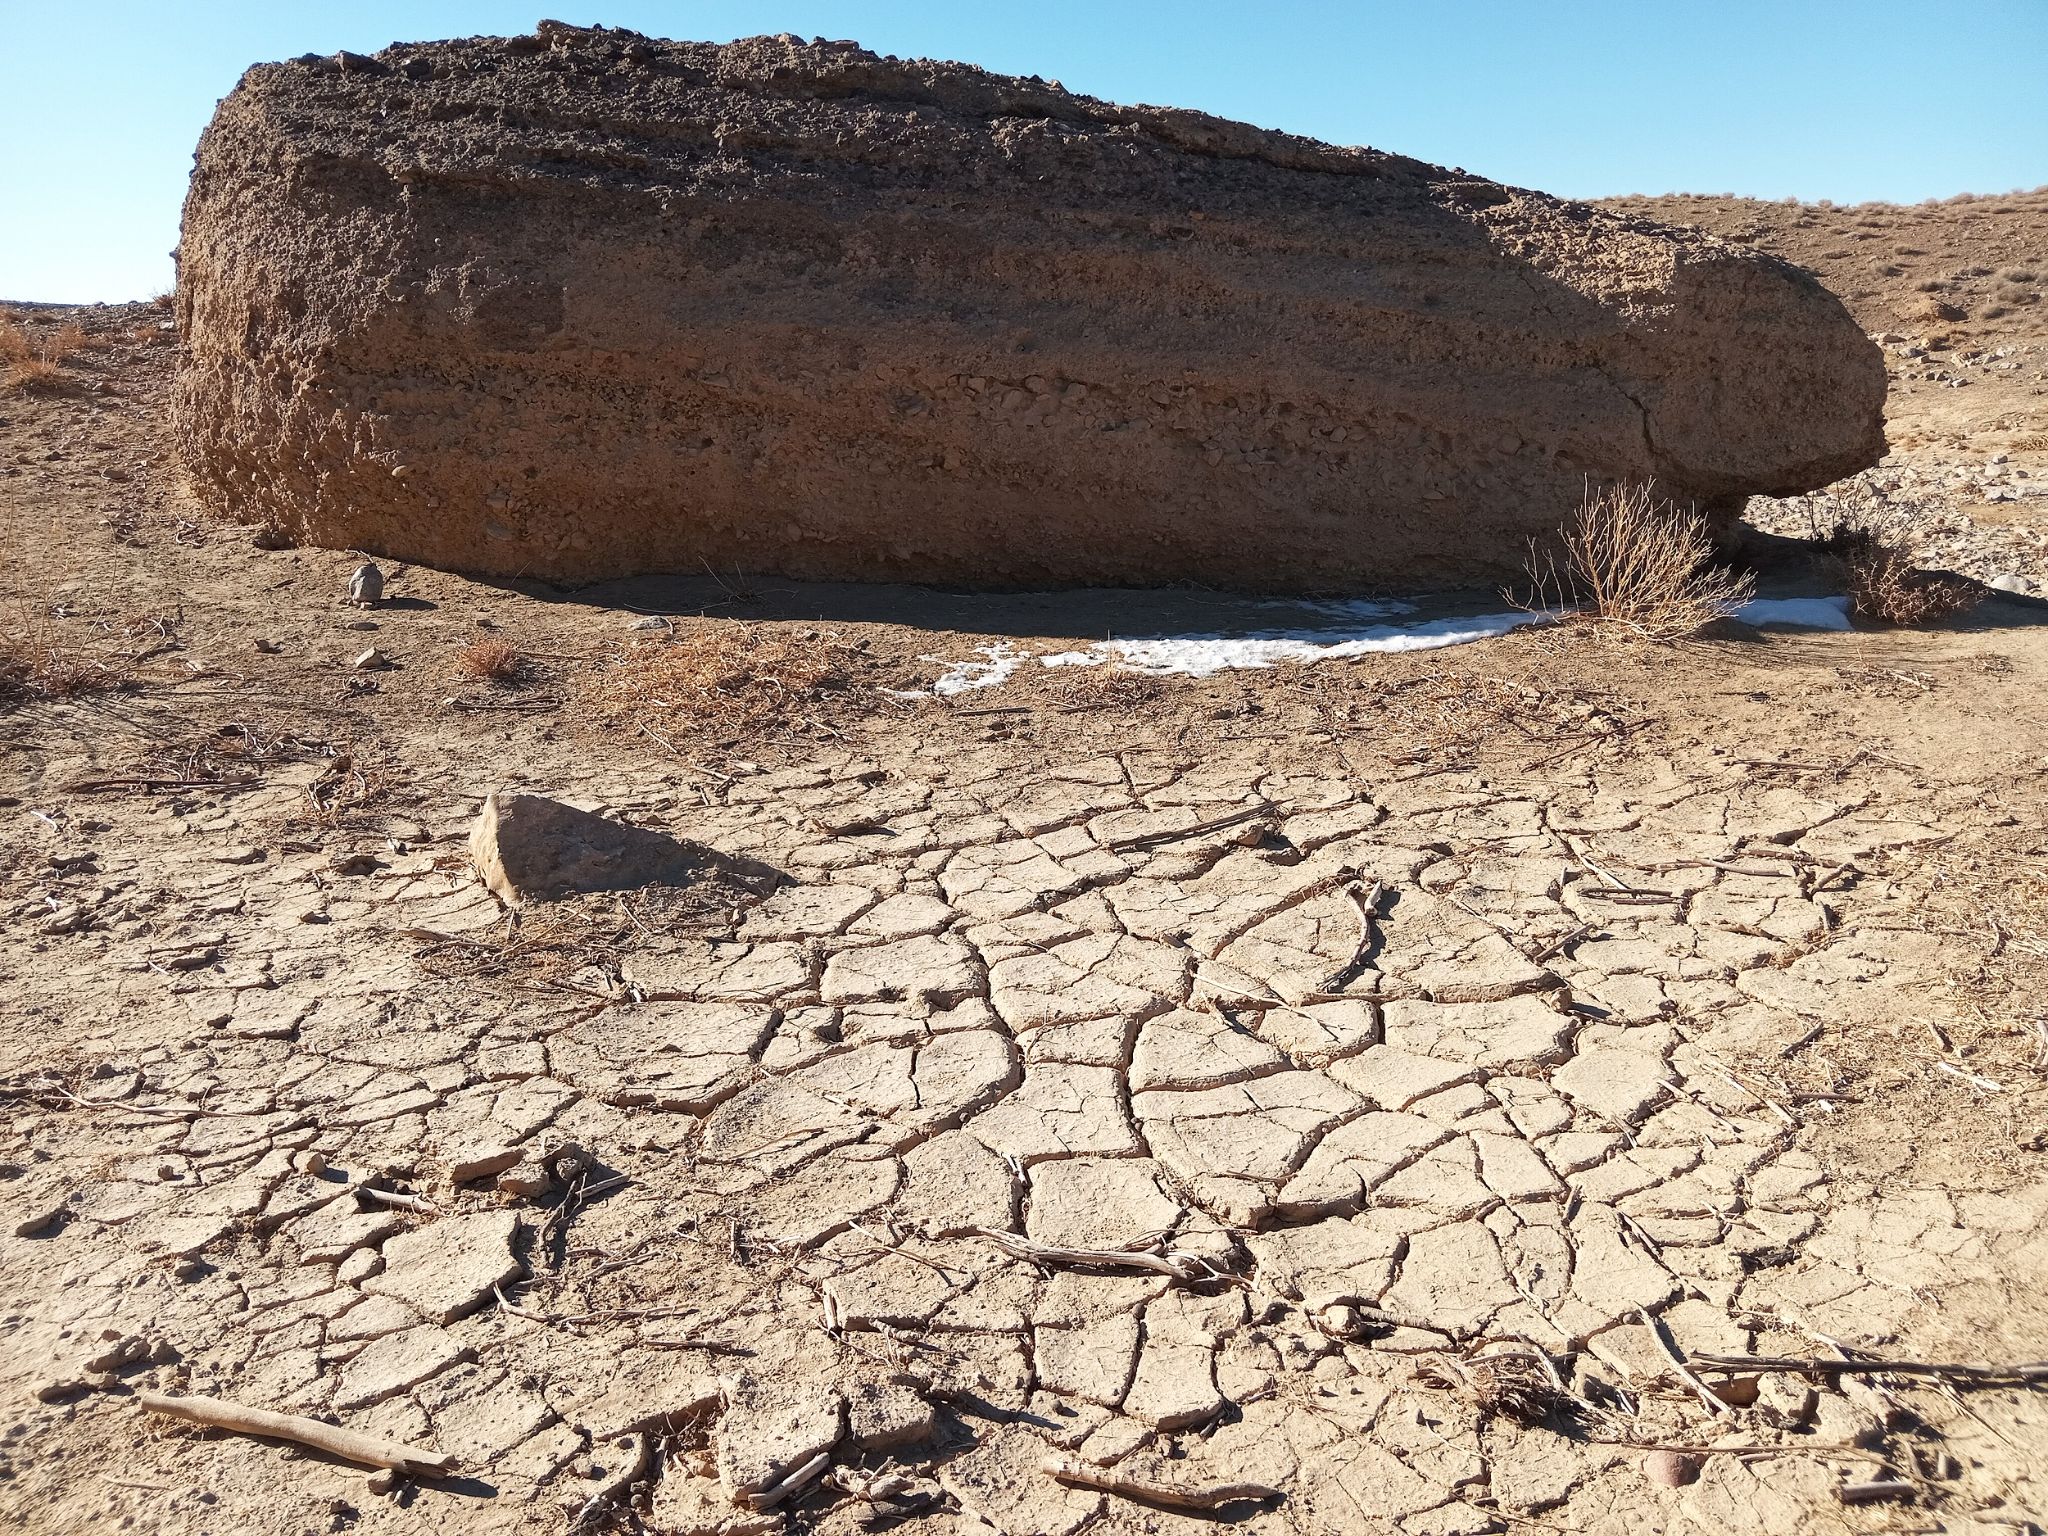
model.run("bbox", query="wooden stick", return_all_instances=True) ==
[64,776,260,793]
[1107,805,1270,853]
[1041,1454,1282,1510]
[975,1228,1231,1284]
[1317,880,1386,993]
[1837,1479,1916,1505]
[355,1186,439,1215]
[1305,1293,1463,1340]
[1595,1438,1896,1468]
[137,1391,456,1477]
[1692,1353,2048,1384]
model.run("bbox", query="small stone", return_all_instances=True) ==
[1642,1449,1700,1487]
[352,647,391,670]
[348,562,385,606]
[366,1468,398,1495]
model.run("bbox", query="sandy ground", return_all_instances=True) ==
[2,194,2047,1536]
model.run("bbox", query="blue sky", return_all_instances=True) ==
[4,1,2044,302]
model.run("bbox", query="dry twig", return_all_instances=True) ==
[138,1391,455,1477]
[1041,1454,1281,1510]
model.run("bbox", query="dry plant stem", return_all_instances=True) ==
[1639,1308,1730,1417]
[744,1450,831,1511]
[1597,1438,1900,1470]
[137,1390,456,1477]
[1838,1480,1918,1505]
[975,1228,1232,1284]
[1307,1293,1464,1339]
[1040,1455,1282,1510]
[1692,1352,2048,1383]
[1107,804,1270,852]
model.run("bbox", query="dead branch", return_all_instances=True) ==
[1692,1353,2048,1384]
[1041,1454,1282,1510]
[1317,879,1386,992]
[137,1390,456,1477]
[1107,805,1271,853]
[1305,1292,1465,1340]
[1637,1309,1728,1417]
[975,1228,1234,1285]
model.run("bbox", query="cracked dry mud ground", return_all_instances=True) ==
[4,317,2048,1536]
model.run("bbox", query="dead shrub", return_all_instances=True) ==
[1525,483,1754,639]
[587,624,870,745]
[456,637,526,686]
[1814,522,1980,626]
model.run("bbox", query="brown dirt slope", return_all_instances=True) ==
[1599,188,2048,345]
[174,25,1882,591]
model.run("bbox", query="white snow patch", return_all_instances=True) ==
[929,643,1034,695]
[1086,612,1546,677]
[895,610,1548,696]
[1734,596,1854,630]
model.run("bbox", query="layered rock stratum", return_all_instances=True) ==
[173,25,1888,589]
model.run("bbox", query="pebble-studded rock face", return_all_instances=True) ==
[11,733,2014,1533]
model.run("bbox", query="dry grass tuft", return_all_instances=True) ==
[1050,667,1165,712]
[1815,522,1980,626]
[3,357,64,393]
[1,318,84,392]
[1526,483,1754,639]
[1415,1348,1573,1426]
[47,322,97,359]
[587,624,870,746]
[456,637,527,686]
[0,608,127,705]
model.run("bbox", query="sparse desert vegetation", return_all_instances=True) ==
[454,635,527,685]
[1527,482,1755,638]
[1814,518,1983,625]
[586,623,876,747]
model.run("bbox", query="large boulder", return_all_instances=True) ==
[173,26,1886,592]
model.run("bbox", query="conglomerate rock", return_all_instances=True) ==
[173,25,1886,590]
